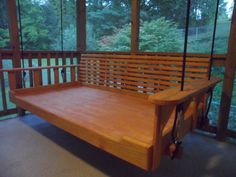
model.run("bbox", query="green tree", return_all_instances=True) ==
[86,0,131,50]
[98,18,181,52]
[140,0,227,28]
[19,0,52,50]
[0,0,10,49]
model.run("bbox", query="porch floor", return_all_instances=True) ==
[0,114,235,177]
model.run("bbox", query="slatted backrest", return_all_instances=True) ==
[79,54,210,94]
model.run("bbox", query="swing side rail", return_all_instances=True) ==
[149,77,221,170]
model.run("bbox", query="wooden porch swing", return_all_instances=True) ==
[1,0,221,171]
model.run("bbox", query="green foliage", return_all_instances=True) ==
[98,18,181,52]
[86,0,131,50]
[53,24,76,50]
[187,21,231,54]
[139,18,181,52]
[0,28,10,48]
[140,0,227,28]
[98,24,131,51]
[0,0,10,49]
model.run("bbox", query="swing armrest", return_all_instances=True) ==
[148,77,221,106]
[0,65,79,90]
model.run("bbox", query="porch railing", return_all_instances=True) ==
[0,50,80,117]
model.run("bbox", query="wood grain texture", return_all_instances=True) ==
[79,54,210,94]
[9,83,214,170]
[148,77,221,105]
[11,85,156,170]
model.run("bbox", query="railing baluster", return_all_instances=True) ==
[54,68,59,85]
[70,52,73,64]
[33,69,41,87]
[47,53,51,85]
[70,52,73,80]
[71,66,76,82]
[38,53,42,85]
[8,71,17,90]
[28,54,33,87]
[55,52,59,65]
[0,51,79,118]
[63,52,67,82]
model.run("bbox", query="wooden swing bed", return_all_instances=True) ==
[2,0,222,171]
[3,53,220,171]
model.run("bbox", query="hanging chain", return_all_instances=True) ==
[17,0,26,88]
[208,0,220,80]
[170,104,184,160]
[180,0,191,91]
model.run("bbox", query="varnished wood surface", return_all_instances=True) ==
[148,77,221,105]
[11,85,165,169]
[11,83,206,170]
[0,64,79,72]
[13,86,156,144]
[79,54,210,94]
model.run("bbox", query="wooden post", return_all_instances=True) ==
[76,0,86,51]
[131,0,140,53]
[6,0,22,78]
[217,4,236,140]
[6,0,25,116]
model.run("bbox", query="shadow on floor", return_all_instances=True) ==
[3,114,236,177]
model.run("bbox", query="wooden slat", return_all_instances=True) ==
[54,68,59,85]
[47,53,51,85]
[80,62,208,73]
[82,57,209,67]
[79,77,168,91]
[37,53,42,85]
[82,54,210,62]
[79,70,190,82]
[80,54,210,94]
[62,52,67,82]
[71,66,76,82]
[0,64,79,72]
[79,75,177,88]
[55,53,59,65]
[70,52,74,81]
[28,54,33,87]
[8,72,17,90]
[89,74,177,86]
[33,70,41,87]
[79,65,207,79]
[70,52,74,64]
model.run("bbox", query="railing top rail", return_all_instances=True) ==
[0,64,79,73]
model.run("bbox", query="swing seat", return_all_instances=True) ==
[5,54,220,171]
